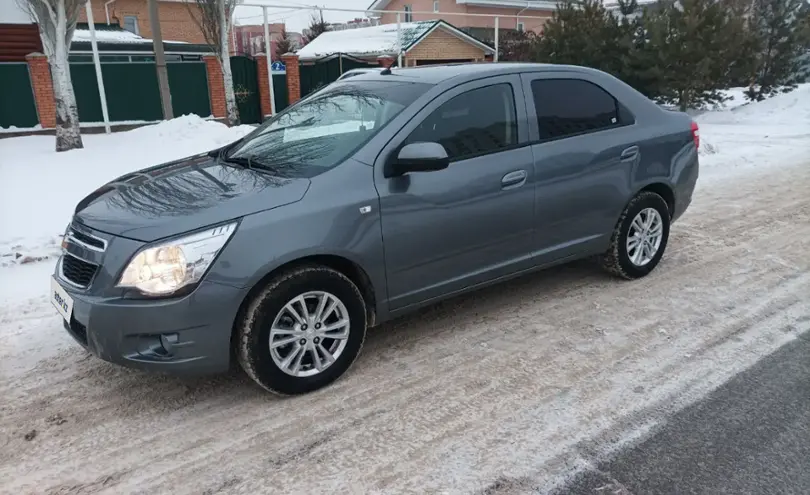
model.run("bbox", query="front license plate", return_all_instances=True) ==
[50,276,74,323]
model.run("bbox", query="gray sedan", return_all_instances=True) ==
[51,63,699,395]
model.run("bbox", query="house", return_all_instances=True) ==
[234,23,303,58]
[79,0,210,45]
[367,0,554,33]
[295,19,496,67]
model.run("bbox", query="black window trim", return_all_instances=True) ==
[527,76,636,145]
[397,81,525,165]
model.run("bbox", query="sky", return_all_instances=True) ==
[234,0,375,33]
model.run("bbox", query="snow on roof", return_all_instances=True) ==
[296,20,493,60]
[72,29,188,45]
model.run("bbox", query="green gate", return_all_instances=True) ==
[299,54,379,98]
[272,73,289,113]
[229,55,261,124]
[69,58,211,123]
[0,63,39,128]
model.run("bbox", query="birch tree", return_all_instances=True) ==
[16,0,85,151]
[187,0,239,125]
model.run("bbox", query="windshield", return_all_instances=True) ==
[227,80,430,178]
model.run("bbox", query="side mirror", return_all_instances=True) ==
[385,142,450,178]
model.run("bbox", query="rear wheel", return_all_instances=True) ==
[237,265,367,395]
[601,191,671,279]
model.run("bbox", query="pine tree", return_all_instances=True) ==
[642,0,747,110]
[746,0,810,101]
[275,26,294,58]
[302,11,329,46]
[534,0,615,71]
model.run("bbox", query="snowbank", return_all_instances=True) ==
[696,83,810,182]
[0,115,254,266]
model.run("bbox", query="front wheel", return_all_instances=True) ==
[600,191,671,279]
[237,265,367,395]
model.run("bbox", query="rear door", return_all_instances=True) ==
[521,73,640,263]
[375,75,536,311]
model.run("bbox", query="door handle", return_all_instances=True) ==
[620,146,640,161]
[501,170,527,189]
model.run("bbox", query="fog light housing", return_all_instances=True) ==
[159,333,179,356]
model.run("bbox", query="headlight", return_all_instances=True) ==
[117,222,237,296]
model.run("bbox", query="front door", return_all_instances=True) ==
[375,76,536,311]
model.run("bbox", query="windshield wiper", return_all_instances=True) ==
[220,155,253,168]
[207,136,246,159]
[219,153,285,175]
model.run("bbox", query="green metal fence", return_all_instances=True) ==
[300,54,379,98]
[69,60,211,122]
[0,63,39,128]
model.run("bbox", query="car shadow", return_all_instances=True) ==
[62,258,611,412]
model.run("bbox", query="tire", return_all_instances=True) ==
[237,265,367,395]
[600,191,671,280]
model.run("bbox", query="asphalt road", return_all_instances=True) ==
[557,331,810,495]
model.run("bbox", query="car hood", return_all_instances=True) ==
[72,152,310,242]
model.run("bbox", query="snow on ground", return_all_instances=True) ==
[695,83,810,182]
[0,115,254,266]
[0,86,808,494]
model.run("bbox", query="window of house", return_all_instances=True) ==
[516,21,525,32]
[530,79,624,141]
[405,84,518,161]
[404,4,413,22]
[433,0,440,13]
[123,15,139,35]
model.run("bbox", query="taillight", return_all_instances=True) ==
[690,121,700,149]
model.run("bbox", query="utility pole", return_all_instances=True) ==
[149,0,173,119]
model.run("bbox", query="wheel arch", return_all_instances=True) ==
[636,182,676,218]
[230,254,379,357]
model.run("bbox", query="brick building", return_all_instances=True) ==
[79,0,210,45]
[368,0,553,33]
[233,23,303,58]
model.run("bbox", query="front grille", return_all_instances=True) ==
[61,254,98,288]
[69,228,106,250]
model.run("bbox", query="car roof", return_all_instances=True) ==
[349,62,601,85]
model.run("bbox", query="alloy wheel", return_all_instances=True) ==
[268,291,351,377]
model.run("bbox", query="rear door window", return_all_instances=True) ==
[530,79,626,141]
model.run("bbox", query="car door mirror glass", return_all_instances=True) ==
[387,142,450,177]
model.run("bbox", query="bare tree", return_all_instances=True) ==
[187,0,239,125]
[16,0,85,151]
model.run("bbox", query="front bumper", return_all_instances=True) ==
[55,262,247,375]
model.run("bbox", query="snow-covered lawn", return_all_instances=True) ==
[0,115,254,266]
